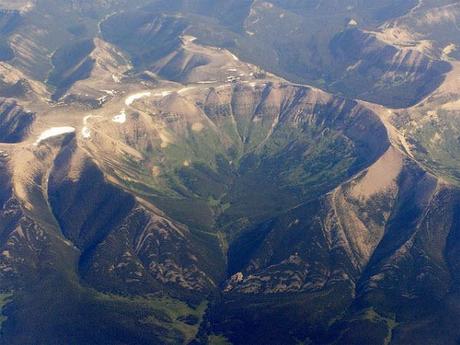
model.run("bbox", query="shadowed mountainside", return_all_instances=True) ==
[0,0,460,344]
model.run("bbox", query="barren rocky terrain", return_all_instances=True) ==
[0,1,459,344]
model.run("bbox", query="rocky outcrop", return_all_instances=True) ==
[0,98,33,143]
[329,28,451,107]
[48,140,219,296]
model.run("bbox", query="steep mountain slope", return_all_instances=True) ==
[328,27,450,107]
[212,150,460,345]
[0,1,460,345]
[171,0,452,108]
[82,82,388,224]
[0,134,216,344]
[0,98,33,142]
[0,83,389,344]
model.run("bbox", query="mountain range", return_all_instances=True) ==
[0,1,460,344]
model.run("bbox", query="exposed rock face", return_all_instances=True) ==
[213,150,460,345]
[47,140,218,296]
[329,28,451,107]
[62,38,132,107]
[1,1,460,344]
[0,145,64,294]
[83,82,389,215]
[101,12,188,68]
[47,39,96,101]
[0,98,33,142]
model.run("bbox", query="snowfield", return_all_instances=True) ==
[125,91,152,106]
[81,127,91,138]
[112,110,127,124]
[34,127,76,145]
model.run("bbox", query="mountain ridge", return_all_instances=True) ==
[0,1,460,344]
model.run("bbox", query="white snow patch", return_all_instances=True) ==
[112,109,127,124]
[34,127,76,145]
[197,80,217,84]
[97,95,109,105]
[112,74,121,83]
[102,89,116,96]
[178,86,196,94]
[348,19,358,26]
[125,91,152,106]
[81,127,91,139]
[229,52,239,61]
[153,91,172,97]
[182,35,197,43]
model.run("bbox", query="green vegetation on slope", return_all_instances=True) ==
[0,293,12,331]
